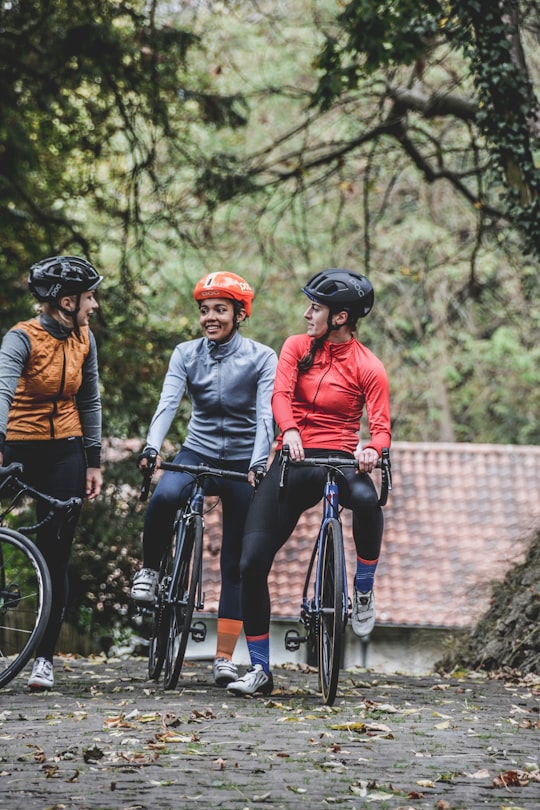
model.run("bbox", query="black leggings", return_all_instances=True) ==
[240,450,383,637]
[142,447,254,621]
[4,438,86,661]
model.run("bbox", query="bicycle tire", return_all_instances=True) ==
[318,518,345,705]
[0,528,52,689]
[147,545,173,682]
[163,514,203,690]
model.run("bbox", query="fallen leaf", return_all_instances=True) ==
[155,731,194,744]
[493,770,530,788]
[82,745,105,763]
[330,721,366,732]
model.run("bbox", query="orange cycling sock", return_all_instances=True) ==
[216,618,243,660]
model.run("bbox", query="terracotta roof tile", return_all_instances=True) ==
[170,442,540,630]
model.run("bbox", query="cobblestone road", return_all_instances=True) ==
[0,655,539,809]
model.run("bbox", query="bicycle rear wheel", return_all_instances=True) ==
[0,528,51,689]
[318,518,345,706]
[163,514,203,690]
[147,545,173,682]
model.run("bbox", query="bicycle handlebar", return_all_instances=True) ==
[0,462,83,532]
[279,446,392,507]
[139,458,250,502]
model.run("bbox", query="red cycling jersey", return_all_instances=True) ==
[272,334,391,456]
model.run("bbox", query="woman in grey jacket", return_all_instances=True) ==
[131,272,277,686]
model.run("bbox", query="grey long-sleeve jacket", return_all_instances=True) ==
[146,330,277,470]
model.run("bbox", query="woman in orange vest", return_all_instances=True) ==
[0,255,103,690]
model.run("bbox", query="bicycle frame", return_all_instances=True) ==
[300,470,348,639]
[283,447,392,703]
[168,485,206,627]
[139,457,249,689]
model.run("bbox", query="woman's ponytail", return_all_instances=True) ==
[297,336,325,373]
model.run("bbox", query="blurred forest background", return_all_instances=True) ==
[1,0,539,651]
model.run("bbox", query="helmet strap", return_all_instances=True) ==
[57,294,82,337]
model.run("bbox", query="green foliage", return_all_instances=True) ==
[65,453,144,642]
[310,0,540,255]
[1,0,539,645]
[94,283,199,439]
[313,0,443,108]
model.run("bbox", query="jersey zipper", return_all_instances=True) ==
[48,344,67,438]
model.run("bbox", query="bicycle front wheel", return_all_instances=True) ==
[163,514,203,690]
[147,546,173,682]
[318,518,345,706]
[0,528,52,689]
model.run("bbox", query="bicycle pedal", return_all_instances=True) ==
[191,620,206,642]
[284,629,307,652]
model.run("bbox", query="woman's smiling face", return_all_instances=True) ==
[199,298,244,343]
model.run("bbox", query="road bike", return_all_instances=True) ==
[139,458,250,691]
[0,462,82,688]
[282,447,392,705]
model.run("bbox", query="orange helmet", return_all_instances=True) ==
[193,271,254,316]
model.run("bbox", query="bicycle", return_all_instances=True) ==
[0,462,82,689]
[282,446,392,705]
[139,457,250,691]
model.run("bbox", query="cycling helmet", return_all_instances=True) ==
[28,255,103,304]
[302,268,374,319]
[193,271,254,317]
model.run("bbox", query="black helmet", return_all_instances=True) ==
[28,255,103,304]
[302,268,374,319]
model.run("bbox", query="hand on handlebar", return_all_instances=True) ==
[249,467,266,488]
[354,446,379,474]
[138,448,160,502]
[282,428,304,462]
[138,447,160,472]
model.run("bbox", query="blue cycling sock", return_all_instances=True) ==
[355,556,378,593]
[246,633,270,674]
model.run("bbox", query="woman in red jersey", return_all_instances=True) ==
[228,268,391,696]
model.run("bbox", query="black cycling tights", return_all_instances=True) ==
[240,450,384,638]
[4,437,85,661]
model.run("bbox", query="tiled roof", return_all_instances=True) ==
[197,442,540,629]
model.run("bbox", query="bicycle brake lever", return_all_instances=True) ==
[139,451,158,502]
[253,467,266,488]
[279,445,290,499]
